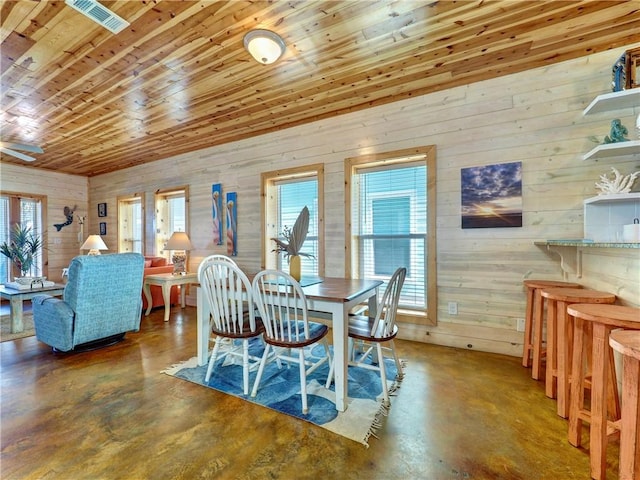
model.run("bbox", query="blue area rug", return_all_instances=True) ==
[162,339,404,446]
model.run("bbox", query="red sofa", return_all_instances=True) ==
[142,256,179,310]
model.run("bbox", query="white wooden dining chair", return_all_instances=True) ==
[196,254,237,280]
[250,269,332,414]
[329,267,406,406]
[198,258,263,395]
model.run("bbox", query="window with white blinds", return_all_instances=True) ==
[0,194,44,281]
[347,147,436,320]
[262,165,324,275]
[351,162,427,308]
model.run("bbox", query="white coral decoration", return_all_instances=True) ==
[595,167,640,195]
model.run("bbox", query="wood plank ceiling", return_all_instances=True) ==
[1,0,639,177]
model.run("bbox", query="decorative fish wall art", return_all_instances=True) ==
[54,205,77,231]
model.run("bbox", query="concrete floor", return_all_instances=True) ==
[0,305,619,479]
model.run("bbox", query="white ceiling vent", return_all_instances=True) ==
[65,0,130,34]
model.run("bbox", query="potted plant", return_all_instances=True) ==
[271,206,313,280]
[0,224,44,282]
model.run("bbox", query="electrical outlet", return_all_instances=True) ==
[516,318,526,332]
[448,302,458,315]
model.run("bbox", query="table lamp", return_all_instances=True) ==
[165,231,193,274]
[81,235,108,255]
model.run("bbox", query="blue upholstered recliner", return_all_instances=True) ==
[33,253,145,352]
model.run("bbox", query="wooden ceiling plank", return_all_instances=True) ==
[1,0,638,175]
[0,1,52,43]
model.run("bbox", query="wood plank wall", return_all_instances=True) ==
[3,44,638,356]
[0,164,87,280]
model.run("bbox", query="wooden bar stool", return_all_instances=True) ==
[540,288,616,418]
[567,305,640,480]
[522,280,581,380]
[609,330,640,480]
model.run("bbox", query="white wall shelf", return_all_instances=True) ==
[583,193,640,243]
[584,192,640,205]
[583,89,640,115]
[582,140,640,161]
[582,88,640,161]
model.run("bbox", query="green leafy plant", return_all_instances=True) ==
[271,206,314,261]
[0,224,43,277]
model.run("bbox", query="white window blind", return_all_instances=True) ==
[0,196,9,282]
[0,195,43,281]
[20,198,42,276]
[352,162,427,308]
[276,177,318,276]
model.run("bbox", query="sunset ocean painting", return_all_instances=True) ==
[461,162,522,229]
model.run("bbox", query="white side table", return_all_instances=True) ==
[143,272,198,322]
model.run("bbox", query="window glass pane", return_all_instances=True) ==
[155,190,186,259]
[0,197,9,282]
[119,198,142,253]
[276,179,318,276]
[373,197,410,275]
[0,195,43,280]
[132,201,142,253]
[354,163,427,308]
[168,196,185,233]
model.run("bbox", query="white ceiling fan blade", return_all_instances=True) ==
[0,147,36,162]
[0,141,44,154]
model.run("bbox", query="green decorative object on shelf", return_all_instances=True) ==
[603,118,629,144]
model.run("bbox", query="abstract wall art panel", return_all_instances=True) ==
[211,184,223,245]
[226,192,237,256]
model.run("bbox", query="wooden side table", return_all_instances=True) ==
[143,272,198,322]
[609,329,640,480]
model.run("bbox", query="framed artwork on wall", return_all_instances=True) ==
[99,222,107,235]
[212,184,223,245]
[625,47,640,90]
[226,192,237,256]
[461,161,522,229]
[98,203,107,217]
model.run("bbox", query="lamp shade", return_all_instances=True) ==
[165,232,193,251]
[243,29,285,65]
[81,235,108,255]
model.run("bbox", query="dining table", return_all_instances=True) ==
[196,275,383,412]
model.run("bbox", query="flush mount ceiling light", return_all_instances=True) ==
[243,29,286,65]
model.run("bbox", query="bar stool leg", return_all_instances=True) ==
[546,298,558,399]
[522,286,535,368]
[590,323,612,480]
[568,317,587,447]
[620,354,640,480]
[531,289,545,380]
[556,300,573,418]
[607,347,621,420]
